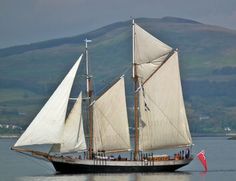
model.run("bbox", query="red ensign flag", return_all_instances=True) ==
[197,150,208,171]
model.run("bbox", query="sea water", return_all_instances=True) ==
[0,137,236,181]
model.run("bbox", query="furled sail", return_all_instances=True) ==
[14,54,83,147]
[51,92,87,153]
[139,52,192,151]
[133,23,173,82]
[93,76,130,152]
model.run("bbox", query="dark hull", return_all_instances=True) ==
[51,159,192,174]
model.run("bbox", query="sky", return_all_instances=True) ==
[0,0,236,49]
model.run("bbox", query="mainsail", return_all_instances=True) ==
[14,54,83,147]
[93,76,130,152]
[51,92,87,153]
[133,23,192,151]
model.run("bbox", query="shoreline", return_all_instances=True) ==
[0,135,19,139]
[0,133,229,139]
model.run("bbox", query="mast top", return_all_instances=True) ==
[84,38,92,48]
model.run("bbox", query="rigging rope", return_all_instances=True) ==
[93,64,131,98]
[16,151,55,172]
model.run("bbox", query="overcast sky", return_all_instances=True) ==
[1,0,236,48]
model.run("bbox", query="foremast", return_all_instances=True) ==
[132,19,139,161]
[85,38,94,159]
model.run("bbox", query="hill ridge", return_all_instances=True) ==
[1,17,236,58]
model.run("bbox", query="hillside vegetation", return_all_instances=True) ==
[1,17,236,135]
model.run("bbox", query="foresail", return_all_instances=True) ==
[139,52,192,151]
[133,23,173,82]
[14,54,83,147]
[93,77,130,152]
[51,92,86,153]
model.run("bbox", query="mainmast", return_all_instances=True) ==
[132,19,139,160]
[85,38,93,159]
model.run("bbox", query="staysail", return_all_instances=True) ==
[93,76,130,152]
[51,92,87,153]
[14,54,83,147]
[133,23,192,151]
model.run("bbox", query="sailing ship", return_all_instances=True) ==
[12,20,193,173]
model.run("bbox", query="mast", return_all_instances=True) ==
[85,38,92,95]
[132,19,139,160]
[85,38,93,159]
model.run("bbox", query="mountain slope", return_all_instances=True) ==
[1,17,236,134]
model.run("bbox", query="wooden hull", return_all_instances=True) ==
[50,157,193,174]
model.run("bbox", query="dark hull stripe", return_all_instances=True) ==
[51,161,190,173]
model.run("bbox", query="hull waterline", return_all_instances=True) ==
[50,157,193,173]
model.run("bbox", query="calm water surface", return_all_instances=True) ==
[0,137,236,181]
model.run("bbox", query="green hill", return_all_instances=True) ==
[1,17,236,134]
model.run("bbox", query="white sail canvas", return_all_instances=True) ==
[14,54,83,147]
[134,24,172,82]
[139,52,192,151]
[93,77,130,152]
[57,92,86,153]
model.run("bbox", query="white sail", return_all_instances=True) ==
[133,23,173,82]
[93,77,130,152]
[14,54,83,147]
[139,52,192,151]
[52,92,87,153]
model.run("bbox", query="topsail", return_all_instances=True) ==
[133,24,172,82]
